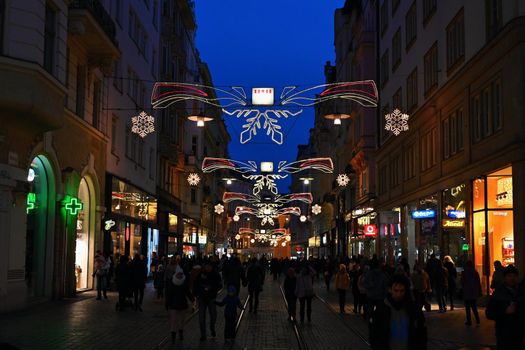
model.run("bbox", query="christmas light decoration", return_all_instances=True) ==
[187,173,201,186]
[233,214,240,222]
[281,241,286,247]
[300,215,307,222]
[336,174,350,187]
[239,228,256,235]
[385,109,409,136]
[131,111,155,138]
[312,204,322,215]
[214,203,225,215]
[235,234,241,240]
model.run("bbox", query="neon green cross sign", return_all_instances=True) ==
[27,192,36,214]
[64,196,83,216]
[462,243,469,251]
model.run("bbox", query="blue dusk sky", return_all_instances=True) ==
[195,0,346,191]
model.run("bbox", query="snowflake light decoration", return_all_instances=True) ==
[336,174,350,187]
[385,109,409,136]
[131,111,155,138]
[312,204,322,215]
[214,203,225,215]
[187,173,200,186]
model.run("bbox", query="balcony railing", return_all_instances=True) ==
[70,0,117,46]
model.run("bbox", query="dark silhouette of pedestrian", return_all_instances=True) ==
[283,267,297,321]
[295,265,315,323]
[245,258,265,313]
[215,285,244,344]
[130,253,147,311]
[461,260,481,325]
[165,266,193,344]
[115,255,131,311]
[193,262,222,340]
[335,264,350,313]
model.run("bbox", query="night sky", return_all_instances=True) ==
[195,0,345,191]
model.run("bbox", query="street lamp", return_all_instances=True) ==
[187,113,213,127]
[299,177,313,185]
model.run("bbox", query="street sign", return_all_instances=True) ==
[379,211,399,224]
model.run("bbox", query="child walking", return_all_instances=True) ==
[215,285,244,344]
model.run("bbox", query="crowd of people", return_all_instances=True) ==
[93,251,525,349]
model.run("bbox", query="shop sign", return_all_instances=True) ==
[462,243,469,251]
[104,219,116,231]
[411,210,435,219]
[252,88,274,106]
[447,210,466,219]
[295,246,304,252]
[198,235,207,244]
[379,211,399,224]
[442,219,465,228]
[364,224,377,236]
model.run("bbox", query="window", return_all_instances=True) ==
[443,108,465,159]
[111,116,118,152]
[446,9,465,71]
[153,1,158,29]
[380,1,388,35]
[125,125,130,157]
[392,28,401,71]
[131,134,137,161]
[472,95,481,142]
[113,60,123,92]
[492,80,502,131]
[421,128,437,171]
[0,0,6,53]
[424,42,438,94]
[138,139,144,166]
[92,80,102,129]
[391,155,401,187]
[485,0,502,41]
[406,67,418,111]
[380,50,389,86]
[393,88,402,110]
[380,104,390,144]
[378,164,388,195]
[190,188,196,204]
[128,8,134,37]
[405,2,417,49]
[76,65,86,118]
[162,0,170,17]
[44,4,56,75]
[392,0,400,15]
[423,0,437,25]
[149,148,154,180]
[404,143,416,180]
[65,47,70,106]
[191,136,198,155]
[151,48,157,77]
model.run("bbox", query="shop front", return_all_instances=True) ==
[378,208,402,265]
[412,194,439,263]
[182,218,200,257]
[350,208,377,259]
[472,166,514,293]
[442,184,469,268]
[106,176,158,265]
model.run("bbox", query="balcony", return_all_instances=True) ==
[68,0,120,70]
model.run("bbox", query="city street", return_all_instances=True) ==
[0,277,500,350]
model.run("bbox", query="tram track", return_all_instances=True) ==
[279,285,307,350]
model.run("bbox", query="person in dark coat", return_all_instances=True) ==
[165,267,193,344]
[130,253,147,311]
[283,267,297,321]
[486,265,523,349]
[154,263,165,299]
[245,258,265,313]
[193,262,222,341]
[223,256,245,296]
[115,255,131,311]
[443,256,457,310]
[349,263,362,314]
[369,274,427,350]
[461,260,482,325]
[215,285,244,344]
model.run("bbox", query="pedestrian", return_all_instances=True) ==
[369,274,427,350]
[154,263,165,299]
[411,262,431,312]
[490,260,505,292]
[245,258,265,313]
[295,265,315,323]
[164,255,181,287]
[358,265,369,317]
[215,285,244,344]
[323,259,333,291]
[150,251,159,279]
[94,250,108,300]
[223,256,245,296]
[335,264,350,313]
[486,265,523,349]
[461,260,482,326]
[443,255,457,310]
[165,266,193,344]
[283,267,297,321]
[115,255,131,311]
[193,262,222,341]
[364,260,388,318]
[349,263,362,314]
[130,253,147,311]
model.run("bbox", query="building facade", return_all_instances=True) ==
[374,0,525,293]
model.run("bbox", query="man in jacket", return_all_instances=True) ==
[193,262,222,341]
[369,274,427,350]
[246,258,265,313]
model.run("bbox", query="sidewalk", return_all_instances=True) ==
[314,280,497,350]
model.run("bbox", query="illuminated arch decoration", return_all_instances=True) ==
[385,109,409,136]
[151,81,377,145]
[131,111,155,138]
[222,192,313,205]
[235,203,301,226]
[202,157,333,197]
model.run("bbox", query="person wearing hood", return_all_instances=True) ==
[165,266,193,344]
[369,274,427,350]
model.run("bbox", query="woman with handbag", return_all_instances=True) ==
[295,265,315,323]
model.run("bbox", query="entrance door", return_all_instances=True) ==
[76,178,91,290]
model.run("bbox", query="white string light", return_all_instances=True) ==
[187,173,201,186]
[131,111,155,138]
[385,109,410,136]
